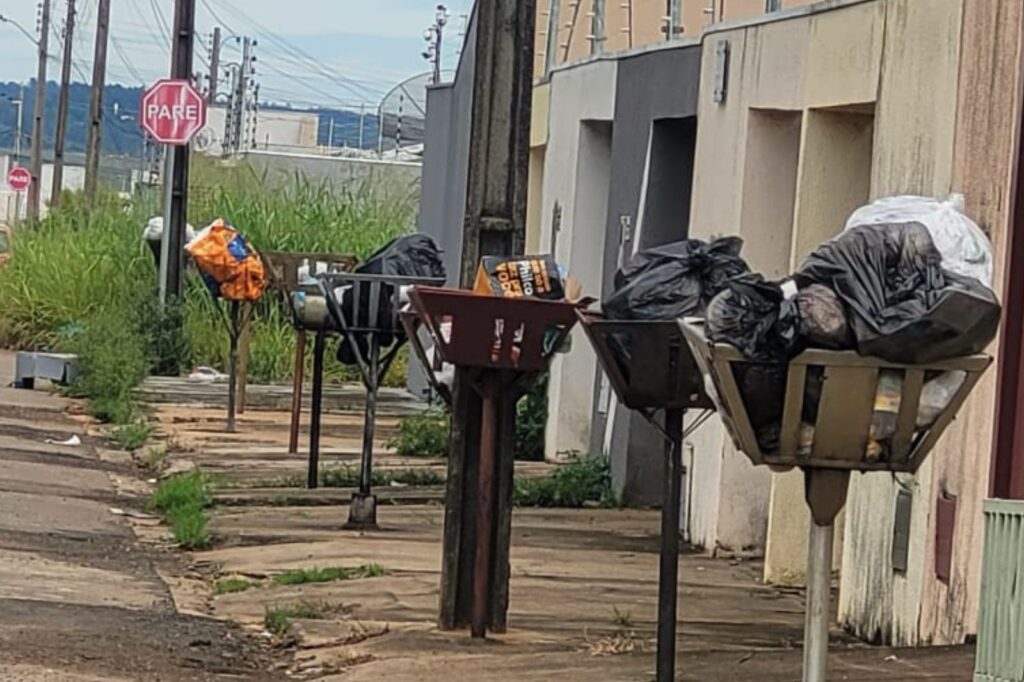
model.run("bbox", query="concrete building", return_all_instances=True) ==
[201,105,319,156]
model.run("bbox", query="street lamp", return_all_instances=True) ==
[0,13,39,47]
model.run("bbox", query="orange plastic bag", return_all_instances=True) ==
[186,219,266,301]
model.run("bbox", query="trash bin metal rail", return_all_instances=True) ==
[679,320,991,473]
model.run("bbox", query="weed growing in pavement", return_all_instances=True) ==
[513,455,619,508]
[317,465,445,488]
[214,577,255,594]
[611,606,634,630]
[148,471,213,549]
[387,408,450,458]
[142,447,167,472]
[264,601,332,635]
[272,563,387,586]
[112,421,152,451]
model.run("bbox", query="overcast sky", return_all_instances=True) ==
[0,0,474,109]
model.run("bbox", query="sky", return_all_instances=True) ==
[0,0,475,110]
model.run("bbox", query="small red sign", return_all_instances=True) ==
[141,78,207,146]
[6,166,31,192]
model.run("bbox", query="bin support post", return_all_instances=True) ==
[347,337,380,528]
[227,301,240,433]
[801,468,849,682]
[288,329,306,455]
[471,377,499,638]
[803,520,834,682]
[307,329,326,489]
[656,407,684,682]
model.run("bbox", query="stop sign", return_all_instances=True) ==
[6,166,30,192]
[141,79,207,146]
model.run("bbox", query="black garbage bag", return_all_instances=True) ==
[706,274,801,361]
[797,284,852,350]
[337,234,445,366]
[796,222,1000,364]
[602,237,749,321]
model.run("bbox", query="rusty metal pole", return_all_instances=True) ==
[307,330,326,489]
[656,407,684,681]
[288,329,306,454]
[226,301,240,433]
[471,378,499,638]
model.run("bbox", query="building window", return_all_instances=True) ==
[765,0,783,11]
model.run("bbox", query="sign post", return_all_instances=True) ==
[7,166,31,223]
[140,78,206,305]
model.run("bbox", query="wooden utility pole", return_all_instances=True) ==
[28,0,50,220]
[438,0,536,633]
[51,0,75,209]
[84,0,111,201]
[160,0,196,302]
[207,26,221,103]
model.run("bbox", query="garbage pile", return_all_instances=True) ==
[701,195,1000,457]
[186,219,266,301]
[333,234,446,365]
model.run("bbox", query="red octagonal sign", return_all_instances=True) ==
[7,166,31,192]
[141,79,207,146]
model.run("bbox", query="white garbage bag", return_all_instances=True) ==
[845,194,994,287]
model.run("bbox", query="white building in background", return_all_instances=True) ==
[197,105,319,156]
[0,154,85,223]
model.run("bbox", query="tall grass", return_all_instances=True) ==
[0,160,418,412]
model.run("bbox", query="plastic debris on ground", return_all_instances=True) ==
[186,219,267,301]
[188,366,229,383]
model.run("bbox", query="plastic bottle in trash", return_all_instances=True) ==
[866,369,903,462]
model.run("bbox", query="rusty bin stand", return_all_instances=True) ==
[317,273,445,528]
[679,319,992,682]
[577,311,713,682]
[262,251,357,454]
[405,286,580,638]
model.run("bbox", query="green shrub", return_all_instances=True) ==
[513,456,617,508]
[516,374,549,461]
[388,408,450,457]
[317,465,444,488]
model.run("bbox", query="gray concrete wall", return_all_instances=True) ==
[242,150,421,199]
[588,44,702,507]
[407,8,477,398]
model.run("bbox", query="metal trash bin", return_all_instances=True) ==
[316,273,444,529]
[679,318,992,682]
[406,286,580,638]
[262,251,357,454]
[577,311,713,682]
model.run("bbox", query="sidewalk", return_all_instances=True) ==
[0,351,285,681]
[144,379,977,681]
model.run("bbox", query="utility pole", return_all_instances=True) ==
[438,0,536,634]
[358,103,365,149]
[422,5,449,85]
[159,0,197,304]
[51,0,75,210]
[207,26,221,103]
[84,0,111,201]
[28,0,50,221]
[223,64,238,155]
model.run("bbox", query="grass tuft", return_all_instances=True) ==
[148,471,213,549]
[272,563,387,586]
[264,601,331,635]
[112,421,152,451]
[214,577,255,595]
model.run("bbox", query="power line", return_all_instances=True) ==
[111,37,146,85]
